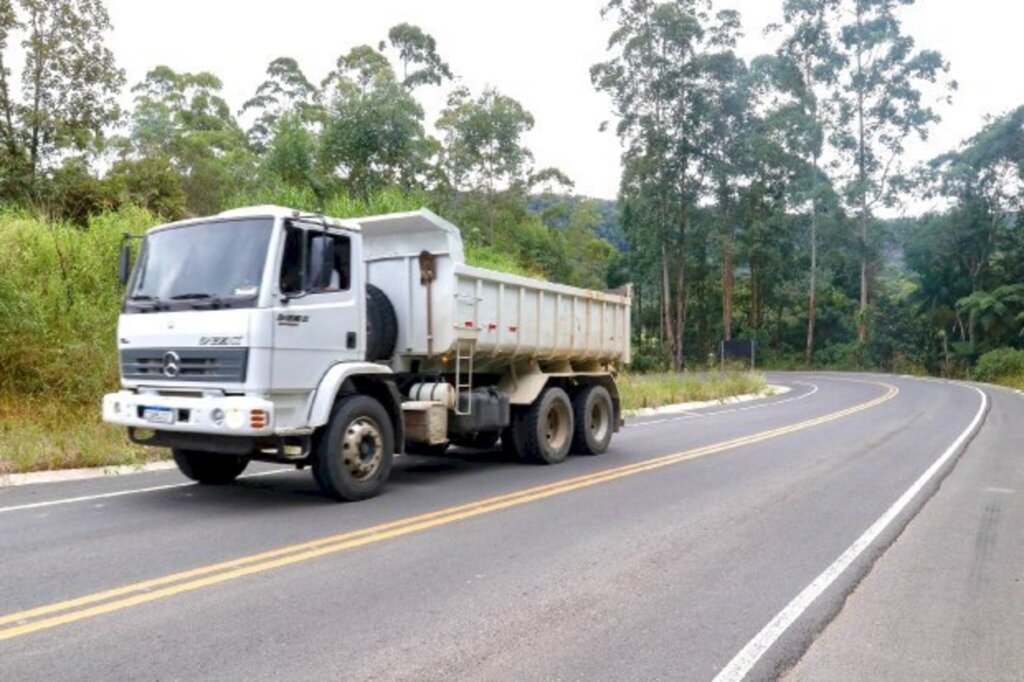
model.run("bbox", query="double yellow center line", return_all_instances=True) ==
[0,381,897,642]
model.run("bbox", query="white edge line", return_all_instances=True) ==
[0,468,295,514]
[712,384,989,682]
[633,382,820,428]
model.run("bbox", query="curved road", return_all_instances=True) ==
[0,374,1019,680]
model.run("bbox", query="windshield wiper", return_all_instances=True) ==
[170,293,231,309]
[126,294,166,312]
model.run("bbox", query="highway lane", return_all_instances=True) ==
[0,374,1006,680]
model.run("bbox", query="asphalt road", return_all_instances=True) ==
[0,373,1018,681]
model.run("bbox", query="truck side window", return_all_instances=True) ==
[279,228,351,295]
[280,228,304,294]
[333,236,351,291]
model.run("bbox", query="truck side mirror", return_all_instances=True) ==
[309,235,336,291]
[118,243,132,285]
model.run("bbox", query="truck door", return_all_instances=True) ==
[272,225,363,392]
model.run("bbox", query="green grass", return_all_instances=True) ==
[0,205,161,474]
[618,371,769,412]
[0,399,158,474]
[988,374,1024,391]
[464,243,541,278]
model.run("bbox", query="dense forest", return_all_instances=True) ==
[1,0,1023,390]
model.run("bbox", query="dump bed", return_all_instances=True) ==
[357,210,631,367]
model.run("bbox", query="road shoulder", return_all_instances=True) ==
[786,386,1024,680]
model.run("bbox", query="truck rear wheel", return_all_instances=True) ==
[314,395,394,501]
[172,449,248,485]
[571,385,614,455]
[514,387,574,465]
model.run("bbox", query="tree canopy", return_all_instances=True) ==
[2,0,1022,380]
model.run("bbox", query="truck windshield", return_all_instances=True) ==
[128,218,273,309]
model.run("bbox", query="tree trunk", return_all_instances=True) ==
[722,233,734,342]
[855,4,869,344]
[805,201,818,367]
[658,273,665,344]
[749,264,759,332]
[28,7,46,189]
[0,52,18,158]
[676,257,686,372]
[635,282,642,344]
[674,212,688,372]
[858,207,868,342]
[661,242,677,369]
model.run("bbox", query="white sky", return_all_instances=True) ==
[102,0,1024,202]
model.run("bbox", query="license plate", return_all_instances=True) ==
[142,406,175,425]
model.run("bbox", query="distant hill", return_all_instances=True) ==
[528,195,627,251]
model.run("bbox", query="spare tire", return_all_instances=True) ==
[365,283,398,361]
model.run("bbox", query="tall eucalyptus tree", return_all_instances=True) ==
[776,0,841,363]
[829,0,953,342]
[593,0,743,370]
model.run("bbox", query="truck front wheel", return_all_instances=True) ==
[172,449,248,485]
[571,385,614,455]
[514,387,574,465]
[314,395,395,501]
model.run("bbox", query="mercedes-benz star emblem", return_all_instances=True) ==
[162,351,181,378]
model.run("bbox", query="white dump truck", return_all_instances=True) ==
[102,206,631,500]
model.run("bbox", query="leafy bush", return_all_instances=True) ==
[0,205,157,399]
[627,338,671,373]
[464,243,537,277]
[973,347,1024,382]
[813,341,873,371]
[0,206,159,471]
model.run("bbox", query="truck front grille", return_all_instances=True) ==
[120,348,249,383]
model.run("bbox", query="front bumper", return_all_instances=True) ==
[102,390,275,437]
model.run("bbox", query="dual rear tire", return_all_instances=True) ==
[507,384,615,464]
[571,385,615,456]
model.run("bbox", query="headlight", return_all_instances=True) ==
[225,409,245,430]
[211,408,225,425]
[113,401,122,415]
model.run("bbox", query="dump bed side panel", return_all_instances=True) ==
[450,264,630,365]
[358,210,630,366]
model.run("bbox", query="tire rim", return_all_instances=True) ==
[589,397,611,444]
[341,416,383,480]
[544,399,571,452]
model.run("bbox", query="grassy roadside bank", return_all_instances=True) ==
[0,371,768,474]
[618,371,768,412]
[0,399,153,474]
[988,375,1024,391]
